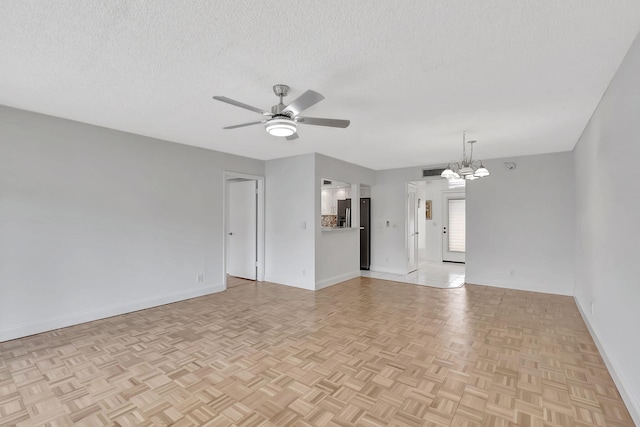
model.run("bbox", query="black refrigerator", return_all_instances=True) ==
[337,199,351,228]
[360,198,371,270]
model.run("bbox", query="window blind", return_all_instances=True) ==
[448,199,466,252]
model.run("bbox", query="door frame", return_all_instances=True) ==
[223,171,265,288]
[442,190,466,263]
[406,182,419,273]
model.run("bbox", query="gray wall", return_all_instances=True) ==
[371,166,432,274]
[264,154,316,290]
[573,32,640,423]
[0,106,264,341]
[465,152,575,295]
[314,153,375,288]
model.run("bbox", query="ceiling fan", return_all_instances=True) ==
[213,84,350,140]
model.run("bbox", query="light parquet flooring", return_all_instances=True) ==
[226,276,256,289]
[0,278,633,426]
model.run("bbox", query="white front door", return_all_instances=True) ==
[442,194,466,263]
[407,183,419,273]
[227,180,257,280]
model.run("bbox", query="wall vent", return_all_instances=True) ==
[422,168,445,177]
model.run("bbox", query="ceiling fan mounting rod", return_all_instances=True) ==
[272,84,290,114]
[273,84,290,98]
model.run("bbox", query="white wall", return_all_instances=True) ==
[264,154,316,290]
[315,154,375,288]
[573,32,640,424]
[465,152,575,295]
[0,106,264,341]
[370,171,409,273]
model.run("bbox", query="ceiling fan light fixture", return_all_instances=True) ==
[265,117,297,137]
[214,84,349,139]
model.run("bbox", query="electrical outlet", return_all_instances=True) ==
[590,302,594,314]
[197,273,204,283]
[509,270,515,278]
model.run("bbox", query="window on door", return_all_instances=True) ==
[448,199,466,252]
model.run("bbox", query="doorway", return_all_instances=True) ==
[380,179,465,288]
[223,172,265,288]
[407,183,419,273]
[442,192,466,263]
[227,179,257,280]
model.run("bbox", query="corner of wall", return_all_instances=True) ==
[574,297,640,425]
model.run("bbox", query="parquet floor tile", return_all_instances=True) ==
[0,278,634,426]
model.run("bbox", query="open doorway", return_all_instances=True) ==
[403,179,465,287]
[407,183,419,273]
[223,172,265,289]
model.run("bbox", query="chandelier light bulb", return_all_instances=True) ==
[441,168,455,179]
[474,166,490,177]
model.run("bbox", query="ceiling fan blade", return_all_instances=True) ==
[296,116,350,128]
[213,96,269,115]
[282,90,325,116]
[286,132,299,141]
[223,120,265,129]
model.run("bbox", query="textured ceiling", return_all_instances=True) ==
[2,1,640,170]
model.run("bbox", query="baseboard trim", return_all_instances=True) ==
[316,271,361,290]
[574,297,640,425]
[0,284,224,343]
[464,277,573,296]
[263,276,315,291]
[369,265,407,275]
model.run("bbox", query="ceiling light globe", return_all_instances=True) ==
[441,168,455,178]
[465,174,478,180]
[265,118,297,137]
[474,167,490,177]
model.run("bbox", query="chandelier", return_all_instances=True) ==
[441,132,490,181]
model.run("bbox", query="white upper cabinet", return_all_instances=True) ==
[321,179,352,217]
[321,189,335,215]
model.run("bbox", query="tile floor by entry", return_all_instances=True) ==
[0,277,633,426]
[361,260,465,288]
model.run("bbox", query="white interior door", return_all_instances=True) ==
[442,194,466,263]
[227,180,257,280]
[407,183,419,273]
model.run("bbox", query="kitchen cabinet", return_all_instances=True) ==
[321,189,336,215]
[321,180,352,217]
[321,187,351,215]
